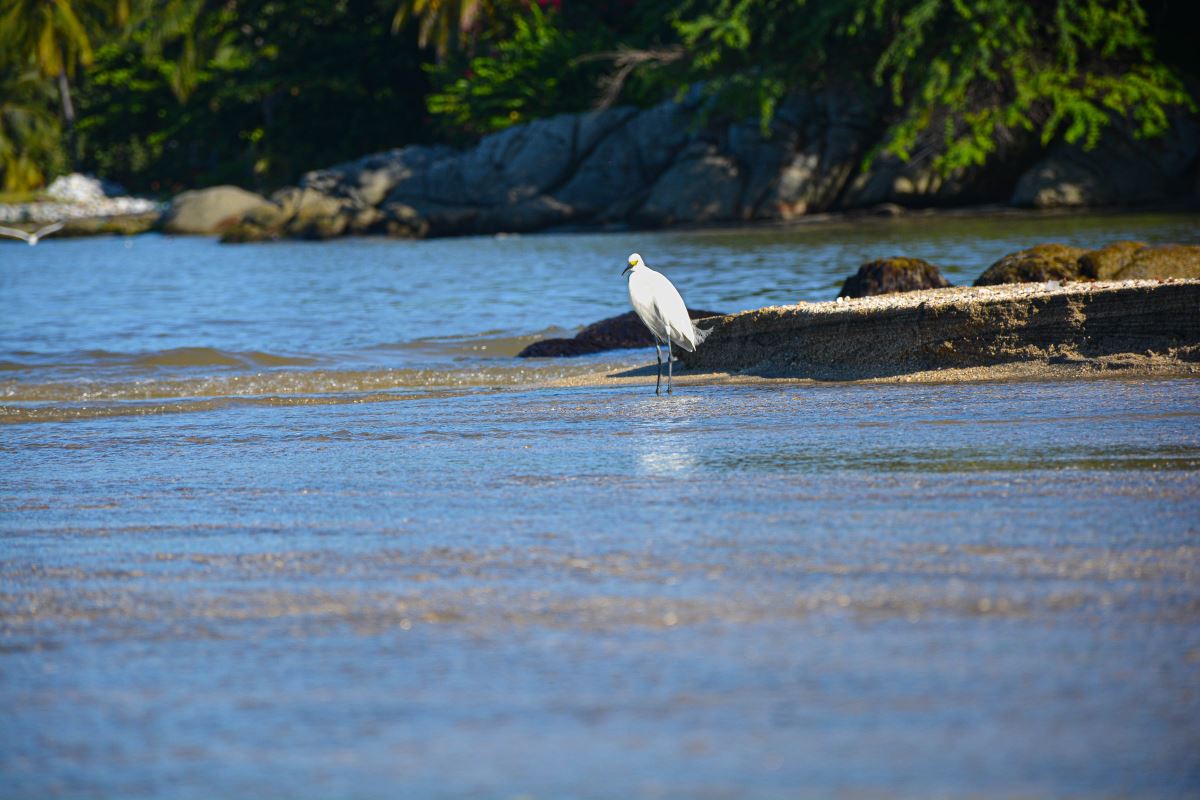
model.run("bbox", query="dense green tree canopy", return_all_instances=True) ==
[0,0,1193,194]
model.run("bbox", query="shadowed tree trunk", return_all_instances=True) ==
[56,69,79,171]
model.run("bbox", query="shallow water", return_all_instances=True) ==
[2,213,1200,798]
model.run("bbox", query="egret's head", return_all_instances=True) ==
[622,252,643,276]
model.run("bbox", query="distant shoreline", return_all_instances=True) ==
[2,201,1197,243]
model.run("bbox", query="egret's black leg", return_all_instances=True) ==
[654,341,663,395]
[666,333,673,394]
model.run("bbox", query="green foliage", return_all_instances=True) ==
[671,0,1195,172]
[425,4,598,136]
[0,0,1192,192]
[0,0,128,79]
[0,64,65,191]
[75,0,430,192]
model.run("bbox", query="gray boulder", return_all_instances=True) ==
[1012,114,1200,208]
[386,108,635,234]
[552,100,694,222]
[301,146,456,206]
[760,87,880,215]
[633,143,743,227]
[165,186,274,234]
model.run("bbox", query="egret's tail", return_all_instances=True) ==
[692,324,713,347]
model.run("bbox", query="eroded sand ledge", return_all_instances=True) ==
[670,280,1199,382]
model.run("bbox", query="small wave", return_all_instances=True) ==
[1,347,320,372]
[0,391,445,425]
[0,361,627,423]
[131,347,320,369]
[369,328,573,359]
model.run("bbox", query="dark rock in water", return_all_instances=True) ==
[974,244,1089,286]
[839,257,951,298]
[518,309,724,358]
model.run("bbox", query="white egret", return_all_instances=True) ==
[0,222,64,246]
[622,252,709,395]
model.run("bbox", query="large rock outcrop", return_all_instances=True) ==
[1012,114,1200,208]
[218,93,1200,242]
[678,281,1200,379]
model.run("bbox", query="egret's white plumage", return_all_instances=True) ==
[622,252,709,394]
[0,222,64,246]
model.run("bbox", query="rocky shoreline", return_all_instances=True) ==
[146,90,1200,242]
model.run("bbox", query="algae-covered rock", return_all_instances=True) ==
[1077,241,1147,280]
[1113,244,1200,280]
[839,257,952,298]
[518,309,724,357]
[219,221,278,243]
[974,244,1089,286]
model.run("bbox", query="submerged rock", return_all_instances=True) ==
[164,186,274,234]
[518,309,724,357]
[839,257,952,298]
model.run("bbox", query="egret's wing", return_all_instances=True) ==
[628,271,668,342]
[0,226,31,242]
[35,221,64,238]
[648,270,698,351]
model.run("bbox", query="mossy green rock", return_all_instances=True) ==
[1113,244,1200,280]
[974,244,1089,286]
[1077,241,1147,280]
[980,241,1200,285]
[839,257,952,298]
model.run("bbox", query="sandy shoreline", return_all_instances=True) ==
[545,279,1200,389]
[546,355,1200,391]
